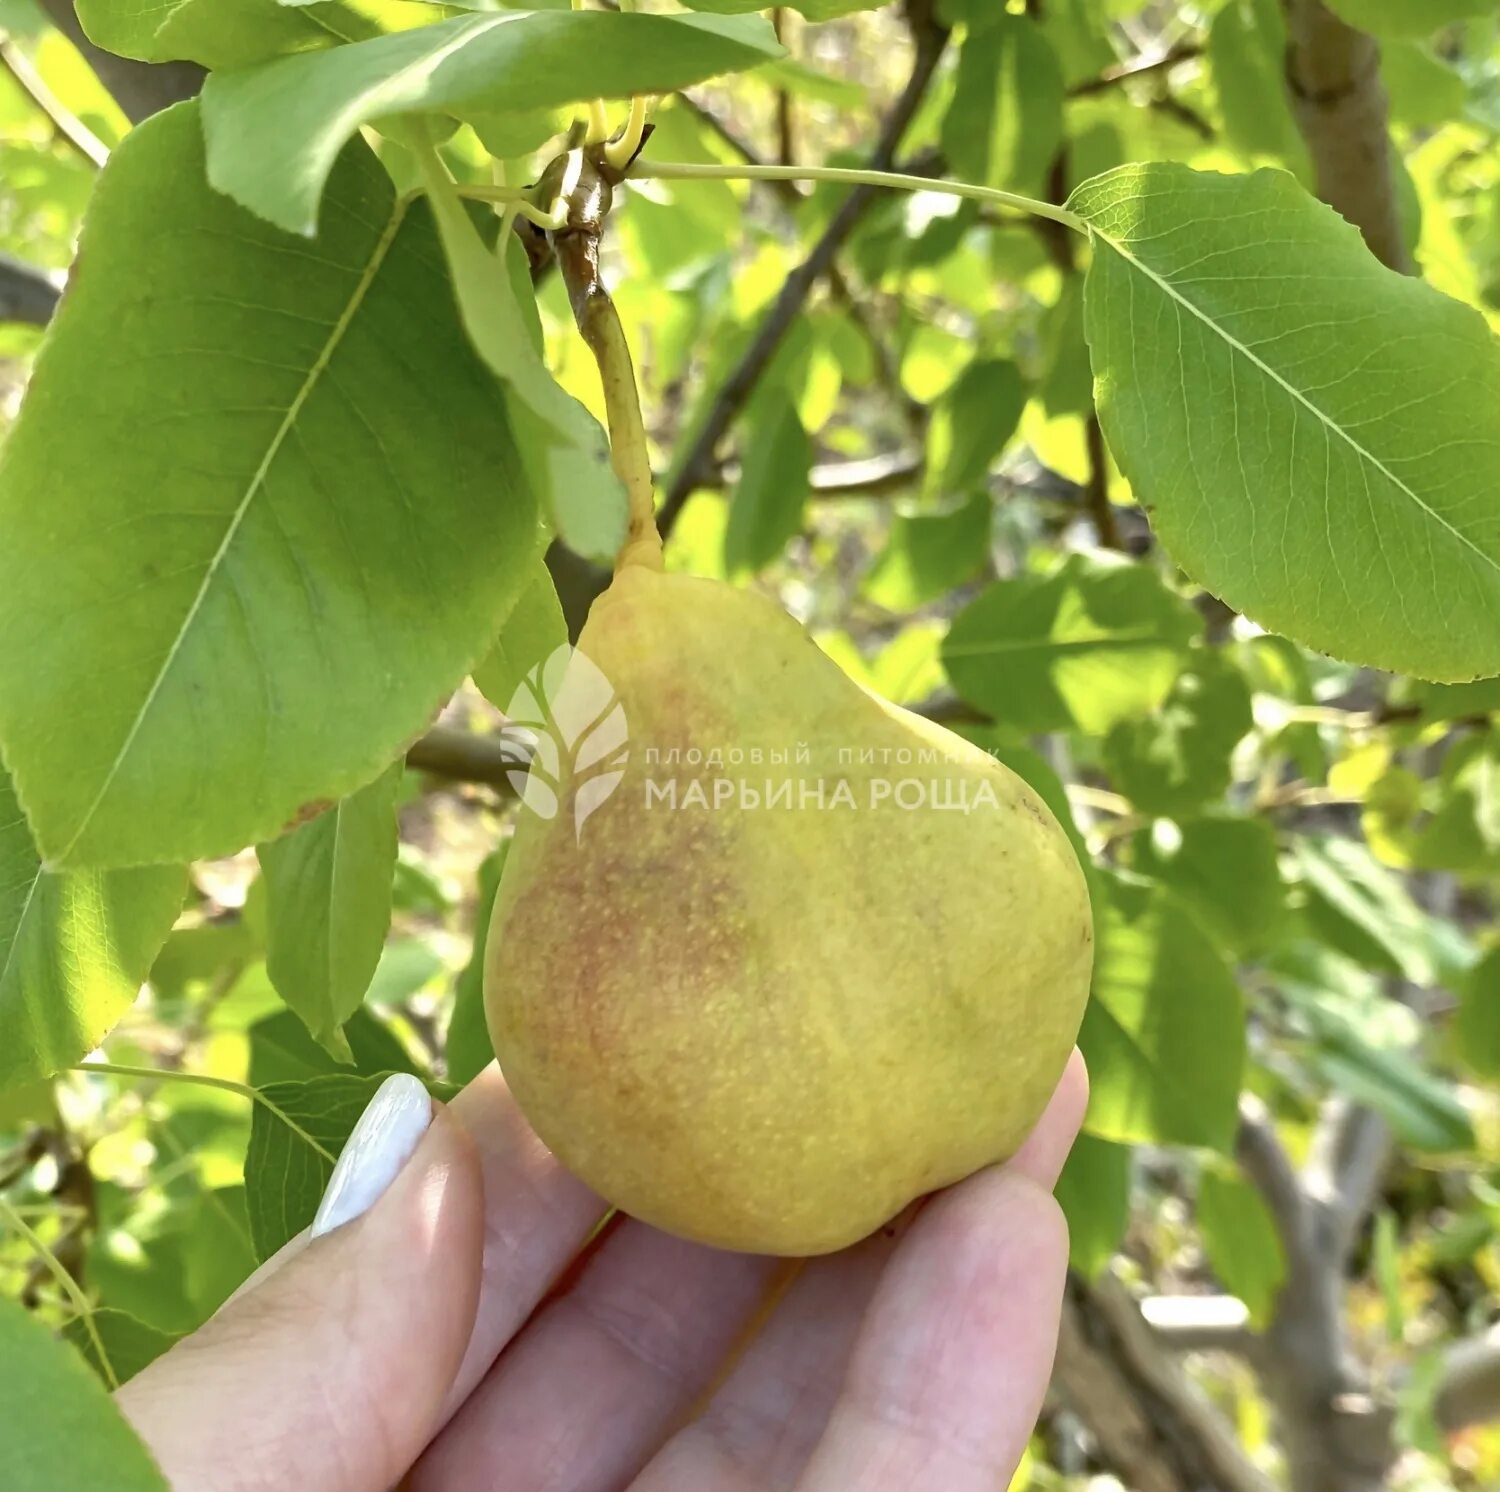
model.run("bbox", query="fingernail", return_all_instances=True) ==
[311,1073,433,1239]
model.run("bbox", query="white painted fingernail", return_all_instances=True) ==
[311,1073,433,1239]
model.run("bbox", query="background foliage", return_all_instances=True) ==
[0,0,1497,1488]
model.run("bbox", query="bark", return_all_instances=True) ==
[1054,1274,1275,1492]
[1282,0,1410,272]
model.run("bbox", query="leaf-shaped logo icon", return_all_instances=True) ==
[497,644,628,839]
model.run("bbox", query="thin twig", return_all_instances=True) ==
[1067,40,1202,97]
[654,0,950,537]
[0,40,108,166]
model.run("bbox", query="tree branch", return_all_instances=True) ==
[1303,1096,1392,1265]
[0,39,107,165]
[1282,0,1410,272]
[656,0,948,537]
[405,726,519,794]
[1141,1293,1254,1354]
[1235,1096,1395,1492]
[1054,1273,1275,1492]
[1434,1324,1500,1433]
[1067,40,1202,97]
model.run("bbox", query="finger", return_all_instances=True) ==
[636,1223,905,1492]
[118,1095,483,1492]
[414,1221,782,1492]
[795,1168,1069,1492]
[437,1063,609,1420]
[1007,1047,1088,1189]
[636,1052,1087,1491]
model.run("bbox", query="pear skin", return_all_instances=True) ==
[484,563,1093,1256]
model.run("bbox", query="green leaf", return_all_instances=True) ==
[941,15,1063,197]
[1134,815,1287,957]
[1102,653,1253,817]
[1315,1041,1473,1152]
[473,561,569,710]
[63,1308,179,1389]
[245,1071,446,1258]
[942,553,1201,734]
[76,0,428,69]
[724,393,810,575]
[1054,1134,1130,1279]
[412,150,626,564]
[1198,1166,1286,1328]
[179,1187,259,1317]
[1412,676,1500,721]
[1457,946,1500,1080]
[248,1005,423,1086]
[1383,40,1468,127]
[0,1294,169,1489]
[925,358,1024,498]
[1071,162,1500,682]
[1080,874,1245,1151]
[1323,0,1499,37]
[1,764,185,1092]
[864,491,990,611]
[256,763,402,1060]
[0,103,538,869]
[201,10,782,235]
[1038,277,1092,419]
[1293,835,1444,986]
[446,847,504,1086]
[1272,943,1475,1150]
[1207,0,1309,175]
[679,0,882,17]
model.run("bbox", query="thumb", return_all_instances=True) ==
[118,1075,484,1492]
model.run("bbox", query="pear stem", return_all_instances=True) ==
[554,229,663,571]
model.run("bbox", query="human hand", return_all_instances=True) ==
[118,1052,1087,1491]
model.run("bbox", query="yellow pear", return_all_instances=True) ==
[484,559,1093,1256]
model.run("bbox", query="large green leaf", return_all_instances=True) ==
[1207,0,1309,175]
[1071,163,1500,682]
[256,764,402,1060]
[676,0,882,17]
[864,491,990,611]
[445,848,504,1086]
[942,553,1201,734]
[941,14,1063,197]
[248,1006,423,1086]
[1054,1134,1130,1279]
[1102,653,1253,817]
[1080,874,1245,1151]
[1,765,185,1091]
[925,358,1024,499]
[1134,814,1287,957]
[1457,946,1500,1080]
[413,159,625,564]
[1324,0,1499,37]
[1198,1164,1286,1327]
[0,103,537,869]
[76,0,432,69]
[63,1309,179,1389]
[473,561,568,710]
[0,1294,168,1490]
[201,9,782,234]
[1293,835,1446,986]
[724,392,810,575]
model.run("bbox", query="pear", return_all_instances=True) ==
[484,560,1093,1256]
